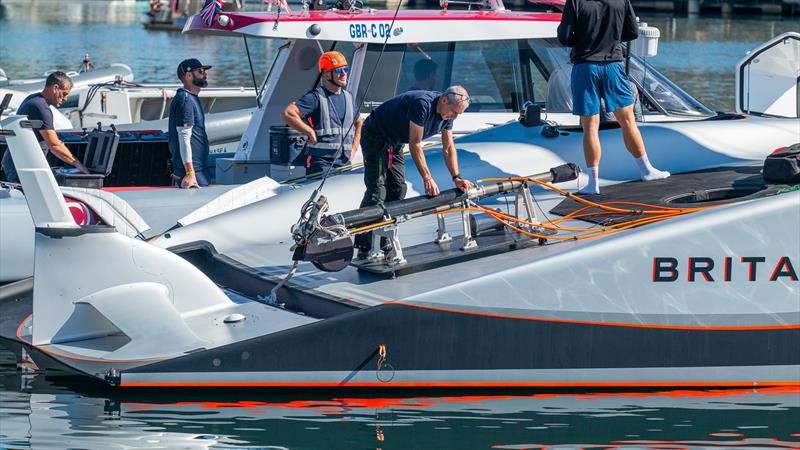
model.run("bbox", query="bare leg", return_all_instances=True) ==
[581,114,602,166]
[578,114,602,194]
[613,105,645,158]
[614,105,670,181]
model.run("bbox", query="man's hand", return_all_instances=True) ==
[73,160,90,174]
[423,176,440,196]
[306,130,318,146]
[454,177,474,192]
[181,172,200,189]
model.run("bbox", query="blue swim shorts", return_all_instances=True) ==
[571,61,635,117]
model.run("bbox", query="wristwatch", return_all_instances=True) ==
[452,173,461,181]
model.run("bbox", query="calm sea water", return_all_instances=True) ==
[1,1,799,448]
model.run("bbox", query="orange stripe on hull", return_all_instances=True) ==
[391,303,800,330]
[120,381,800,388]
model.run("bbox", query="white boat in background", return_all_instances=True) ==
[0,62,135,112]
[66,83,257,129]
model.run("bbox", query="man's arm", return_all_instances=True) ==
[441,129,474,192]
[350,115,363,159]
[40,130,89,173]
[621,0,640,42]
[408,122,439,196]
[173,96,200,189]
[177,124,199,188]
[281,102,318,145]
[556,0,576,47]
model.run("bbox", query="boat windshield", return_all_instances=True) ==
[344,38,713,117]
[355,40,536,113]
[627,55,715,117]
[525,38,715,117]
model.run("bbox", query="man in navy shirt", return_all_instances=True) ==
[282,51,362,176]
[1,71,88,182]
[168,58,212,188]
[354,86,475,254]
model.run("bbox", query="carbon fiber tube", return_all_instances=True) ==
[335,164,578,229]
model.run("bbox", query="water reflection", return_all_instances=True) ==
[1,352,798,450]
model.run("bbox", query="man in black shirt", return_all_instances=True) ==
[558,0,669,194]
[354,86,475,255]
[1,71,88,182]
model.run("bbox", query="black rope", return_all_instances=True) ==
[312,0,406,195]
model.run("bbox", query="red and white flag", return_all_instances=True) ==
[200,0,224,26]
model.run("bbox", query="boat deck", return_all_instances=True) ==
[201,164,795,315]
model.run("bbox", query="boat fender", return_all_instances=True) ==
[763,143,800,183]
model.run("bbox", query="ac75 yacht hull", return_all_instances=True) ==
[0,112,797,389]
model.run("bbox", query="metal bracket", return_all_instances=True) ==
[368,225,406,266]
[514,183,539,232]
[460,201,477,250]
[435,214,452,245]
[384,224,406,266]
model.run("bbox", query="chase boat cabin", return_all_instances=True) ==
[184,1,715,183]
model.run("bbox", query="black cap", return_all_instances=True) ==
[177,58,212,79]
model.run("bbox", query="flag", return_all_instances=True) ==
[199,0,224,27]
[264,0,291,13]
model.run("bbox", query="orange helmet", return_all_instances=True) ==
[319,51,348,72]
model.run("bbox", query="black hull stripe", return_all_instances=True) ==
[128,303,800,375]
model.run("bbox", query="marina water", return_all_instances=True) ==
[1,1,798,448]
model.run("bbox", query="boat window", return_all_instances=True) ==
[395,42,453,95]
[526,38,714,118]
[356,43,407,112]
[627,56,715,117]
[356,40,538,113]
[450,40,531,112]
[519,39,555,106]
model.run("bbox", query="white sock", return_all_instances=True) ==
[578,166,600,194]
[635,155,670,181]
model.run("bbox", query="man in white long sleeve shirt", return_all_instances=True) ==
[168,58,212,188]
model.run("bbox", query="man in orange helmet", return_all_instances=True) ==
[282,51,362,176]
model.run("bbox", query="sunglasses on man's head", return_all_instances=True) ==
[192,68,207,75]
[332,66,349,75]
[452,93,470,104]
